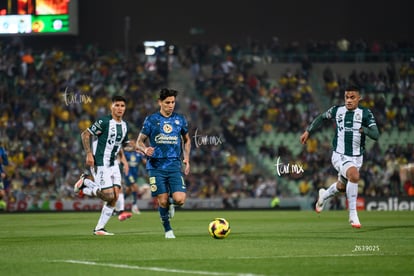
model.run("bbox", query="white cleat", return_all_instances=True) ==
[349,216,362,228]
[165,230,176,239]
[73,173,87,193]
[93,228,114,236]
[132,204,141,214]
[315,188,326,213]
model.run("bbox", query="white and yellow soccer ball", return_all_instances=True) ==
[208,218,231,239]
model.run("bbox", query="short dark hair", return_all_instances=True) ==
[344,85,360,93]
[112,95,126,103]
[159,88,178,100]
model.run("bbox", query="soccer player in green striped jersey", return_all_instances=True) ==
[74,95,132,235]
[300,86,379,228]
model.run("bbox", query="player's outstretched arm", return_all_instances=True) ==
[360,125,380,140]
[300,131,310,144]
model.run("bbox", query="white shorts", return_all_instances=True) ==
[94,165,122,190]
[331,151,363,182]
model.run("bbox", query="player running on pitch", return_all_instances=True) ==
[300,86,379,228]
[74,95,132,235]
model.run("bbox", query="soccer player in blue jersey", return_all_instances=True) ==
[0,144,9,210]
[74,95,132,235]
[136,88,191,239]
[300,86,379,228]
[121,150,146,214]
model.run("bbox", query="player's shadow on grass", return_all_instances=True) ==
[358,225,414,232]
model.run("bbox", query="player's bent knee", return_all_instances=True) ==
[173,195,186,206]
[158,199,169,208]
[99,191,115,202]
[336,181,346,192]
[347,167,360,183]
[174,199,185,206]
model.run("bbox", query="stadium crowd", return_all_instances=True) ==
[183,38,414,201]
[0,37,413,211]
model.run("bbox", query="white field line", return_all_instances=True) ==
[55,253,407,275]
[54,259,266,276]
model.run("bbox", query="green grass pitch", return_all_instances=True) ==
[0,210,413,275]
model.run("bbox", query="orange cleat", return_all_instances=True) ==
[118,211,132,221]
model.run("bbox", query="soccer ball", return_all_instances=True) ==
[208,218,231,239]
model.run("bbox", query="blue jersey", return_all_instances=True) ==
[0,147,9,174]
[125,151,143,178]
[141,111,188,171]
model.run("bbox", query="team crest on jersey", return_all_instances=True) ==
[163,123,173,133]
[175,119,180,125]
[355,113,361,121]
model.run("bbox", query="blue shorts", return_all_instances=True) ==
[124,173,138,187]
[148,170,186,197]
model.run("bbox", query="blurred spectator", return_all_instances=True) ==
[1,37,414,208]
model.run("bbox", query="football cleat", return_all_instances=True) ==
[118,211,132,221]
[132,204,141,214]
[349,216,362,228]
[165,230,176,239]
[93,228,114,236]
[315,188,326,213]
[73,171,89,193]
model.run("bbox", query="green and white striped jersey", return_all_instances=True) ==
[322,105,377,156]
[88,115,130,166]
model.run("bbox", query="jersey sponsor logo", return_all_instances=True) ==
[149,177,157,192]
[154,133,178,144]
[337,114,344,131]
[91,124,102,135]
[108,126,124,146]
[108,133,116,145]
[94,120,103,128]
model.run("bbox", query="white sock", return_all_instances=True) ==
[322,182,338,201]
[116,193,125,211]
[95,204,114,230]
[82,179,100,196]
[82,179,95,196]
[346,181,359,217]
